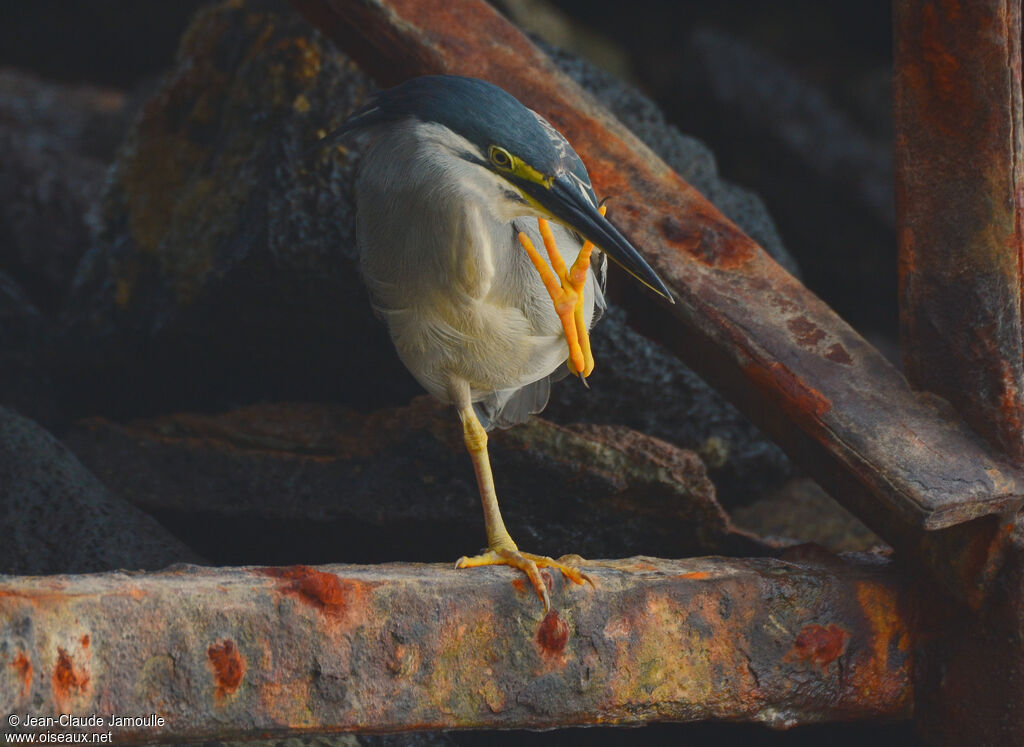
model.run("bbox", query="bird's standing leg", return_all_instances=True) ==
[453,400,591,611]
[516,205,606,379]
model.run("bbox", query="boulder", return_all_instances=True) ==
[0,69,129,312]
[0,406,201,574]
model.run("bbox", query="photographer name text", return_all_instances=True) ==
[11,715,165,729]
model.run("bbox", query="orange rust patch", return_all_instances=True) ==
[536,610,569,655]
[12,652,32,697]
[207,639,246,699]
[52,648,89,705]
[679,571,711,580]
[792,624,849,668]
[511,578,527,593]
[80,634,90,649]
[744,361,832,421]
[824,343,853,365]
[853,581,913,709]
[787,316,826,349]
[260,565,354,617]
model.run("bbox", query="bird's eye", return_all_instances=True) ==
[489,146,513,170]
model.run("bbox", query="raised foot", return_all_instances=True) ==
[516,207,606,380]
[456,548,593,611]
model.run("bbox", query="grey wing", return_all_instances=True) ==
[474,377,552,430]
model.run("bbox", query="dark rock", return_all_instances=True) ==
[0,69,130,312]
[0,68,131,159]
[0,271,45,351]
[730,477,883,553]
[62,0,794,504]
[0,406,201,574]
[64,399,768,567]
[675,27,896,334]
[0,272,59,426]
[0,70,139,425]
[0,2,208,89]
[63,0,404,418]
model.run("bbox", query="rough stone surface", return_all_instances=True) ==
[0,70,135,426]
[64,398,765,567]
[60,0,793,505]
[0,272,59,426]
[0,406,201,574]
[731,478,883,553]
[0,69,129,312]
[62,0,396,419]
[676,27,895,333]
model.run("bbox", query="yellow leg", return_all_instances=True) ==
[516,207,606,379]
[454,405,591,611]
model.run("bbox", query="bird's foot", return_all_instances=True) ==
[516,209,606,379]
[456,547,593,611]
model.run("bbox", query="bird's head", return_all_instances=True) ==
[324,75,672,302]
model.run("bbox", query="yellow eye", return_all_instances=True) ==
[489,146,513,170]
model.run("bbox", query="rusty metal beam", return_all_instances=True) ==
[0,557,911,740]
[894,0,1024,463]
[289,0,1024,604]
[914,517,1024,745]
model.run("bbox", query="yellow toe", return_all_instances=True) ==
[456,548,592,611]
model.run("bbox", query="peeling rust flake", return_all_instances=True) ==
[52,648,89,704]
[787,316,826,349]
[12,652,33,697]
[536,609,570,655]
[207,639,246,699]
[824,343,853,365]
[792,624,850,668]
[260,564,355,617]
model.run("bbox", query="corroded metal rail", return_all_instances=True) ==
[290,0,1024,605]
[0,558,911,740]
[895,0,1024,463]
[894,2,1024,743]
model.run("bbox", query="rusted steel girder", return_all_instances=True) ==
[289,0,1024,604]
[0,557,911,739]
[894,0,1024,463]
